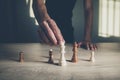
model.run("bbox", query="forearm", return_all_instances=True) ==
[78,0,97,50]
[32,0,50,22]
[84,0,93,42]
[84,8,93,42]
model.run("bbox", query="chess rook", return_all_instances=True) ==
[48,49,54,64]
[19,51,24,63]
[59,42,67,66]
[71,42,78,63]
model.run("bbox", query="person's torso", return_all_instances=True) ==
[45,0,76,16]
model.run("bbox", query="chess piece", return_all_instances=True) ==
[48,49,54,64]
[59,42,67,66]
[71,42,78,63]
[90,49,95,62]
[19,51,24,62]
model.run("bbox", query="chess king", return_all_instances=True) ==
[59,42,67,66]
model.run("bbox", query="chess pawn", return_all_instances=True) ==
[90,50,95,62]
[59,42,67,66]
[19,51,24,62]
[48,49,54,64]
[71,42,78,63]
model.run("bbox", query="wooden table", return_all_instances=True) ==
[0,43,120,80]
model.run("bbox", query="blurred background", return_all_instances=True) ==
[0,0,120,43]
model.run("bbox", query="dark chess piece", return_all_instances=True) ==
[19,51,24,63]
[71,42,78,63]
[48,49,54,64]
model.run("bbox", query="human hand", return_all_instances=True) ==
[38,19,65,45]
[77,41,97,50]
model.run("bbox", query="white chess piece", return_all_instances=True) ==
[59,42,67,66]
[90,51,95,62]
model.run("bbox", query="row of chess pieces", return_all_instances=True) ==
[48,42,95,66]
[19,42,95,66]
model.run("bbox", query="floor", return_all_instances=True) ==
[0,43,120,80]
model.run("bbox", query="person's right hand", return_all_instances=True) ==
[77,41,97,50]
[32,0,64,45]
[38,18,65,45]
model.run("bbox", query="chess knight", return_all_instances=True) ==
[59,42,67,66]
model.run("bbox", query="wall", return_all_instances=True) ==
[0,0,40,43]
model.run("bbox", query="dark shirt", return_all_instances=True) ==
[45,0,76,19]
[45,0,76,43]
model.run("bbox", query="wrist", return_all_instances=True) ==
[40,14,51,22]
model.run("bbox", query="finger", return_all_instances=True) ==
[91,44,96,51]
[77,42,82,48]
[41,21,57,45]
[47,19,65,44]
[37,27,50,44]
[95,45,98,50]
[93,44,97,50]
